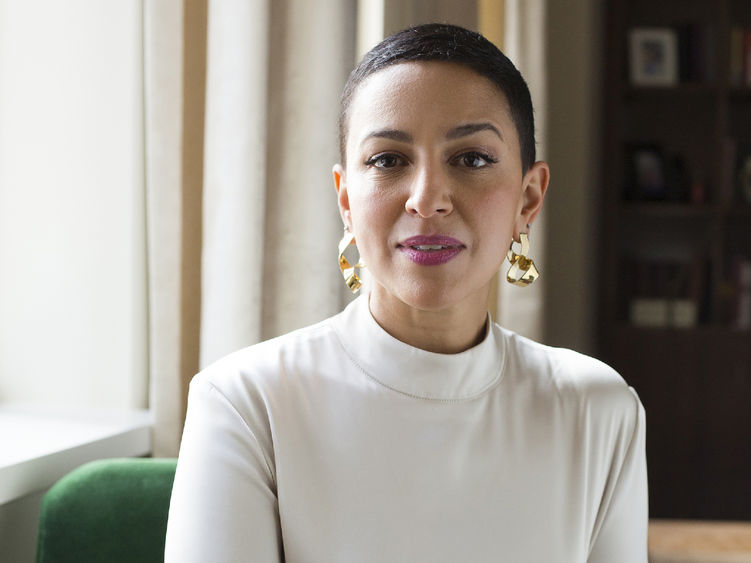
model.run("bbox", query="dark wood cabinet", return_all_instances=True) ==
[598,0,751,519]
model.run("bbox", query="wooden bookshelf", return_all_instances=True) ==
[598,0,751,520]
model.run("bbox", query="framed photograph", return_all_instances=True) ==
[625,144,667,201]
[629,28,679,86]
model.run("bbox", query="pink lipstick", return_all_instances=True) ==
[398,235,464,266]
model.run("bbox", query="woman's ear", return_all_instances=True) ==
[516,160,550,234]
[332,164,352,228]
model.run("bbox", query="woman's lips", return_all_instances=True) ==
[397,235,465,266]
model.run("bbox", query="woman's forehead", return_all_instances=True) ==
[353,61,509,108]
[346,62,514,146]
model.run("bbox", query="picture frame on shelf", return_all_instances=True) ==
[625,144,667,201]
[629,27,679,86]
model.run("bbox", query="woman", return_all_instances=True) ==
[166,24,647,562]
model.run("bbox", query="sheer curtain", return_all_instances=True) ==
[145,0,355,456]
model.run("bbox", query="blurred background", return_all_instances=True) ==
[1,0,749,560]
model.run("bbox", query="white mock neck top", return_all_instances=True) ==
[334,295,503,400]
[166,295,647,563]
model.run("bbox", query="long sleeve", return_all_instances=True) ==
[588,390,648,562]
[164,377,283,563]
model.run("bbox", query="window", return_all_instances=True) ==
[0,1,147,409]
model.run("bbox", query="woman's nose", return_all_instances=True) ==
[404,166,453,218]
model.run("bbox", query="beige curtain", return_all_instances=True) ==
[494,0,547,341]
[145,0,355,457]
[199,0,270,362]
[144,0,195,458]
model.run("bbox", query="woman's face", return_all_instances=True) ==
[333,61,548,314]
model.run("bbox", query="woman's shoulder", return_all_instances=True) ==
[495,323,640,416]
[192,313,342,398]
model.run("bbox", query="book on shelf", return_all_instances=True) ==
[677,23,711,83]
[718,138,751,206]
[733,255,751,329]
[729,26,751,87]
[721,137,738,205]
[731,27,744,85]
[737,149,751,205]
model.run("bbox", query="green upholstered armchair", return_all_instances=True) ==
[36,458,177,563]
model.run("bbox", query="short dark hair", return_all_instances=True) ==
[338,23,536,173]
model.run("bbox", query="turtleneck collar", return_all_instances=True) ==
[331,294,506,401]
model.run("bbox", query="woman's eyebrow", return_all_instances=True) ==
[446,123,502,140]
[362,129,413,144]
[360,123,501,146]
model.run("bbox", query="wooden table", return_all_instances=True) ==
[649,520,751,562]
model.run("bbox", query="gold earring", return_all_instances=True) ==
[506,232,539,287]
[338,228,365,293]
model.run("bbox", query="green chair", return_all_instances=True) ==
[36,458,177,563]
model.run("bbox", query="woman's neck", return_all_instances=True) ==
[367,287,490,354]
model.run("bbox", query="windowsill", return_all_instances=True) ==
[0,403,152,505]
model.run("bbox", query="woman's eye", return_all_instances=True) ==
[458,151,497,168]
[365,154,402,169]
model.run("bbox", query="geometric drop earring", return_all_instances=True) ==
[506,232,539,287]
[337,227,366,293]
